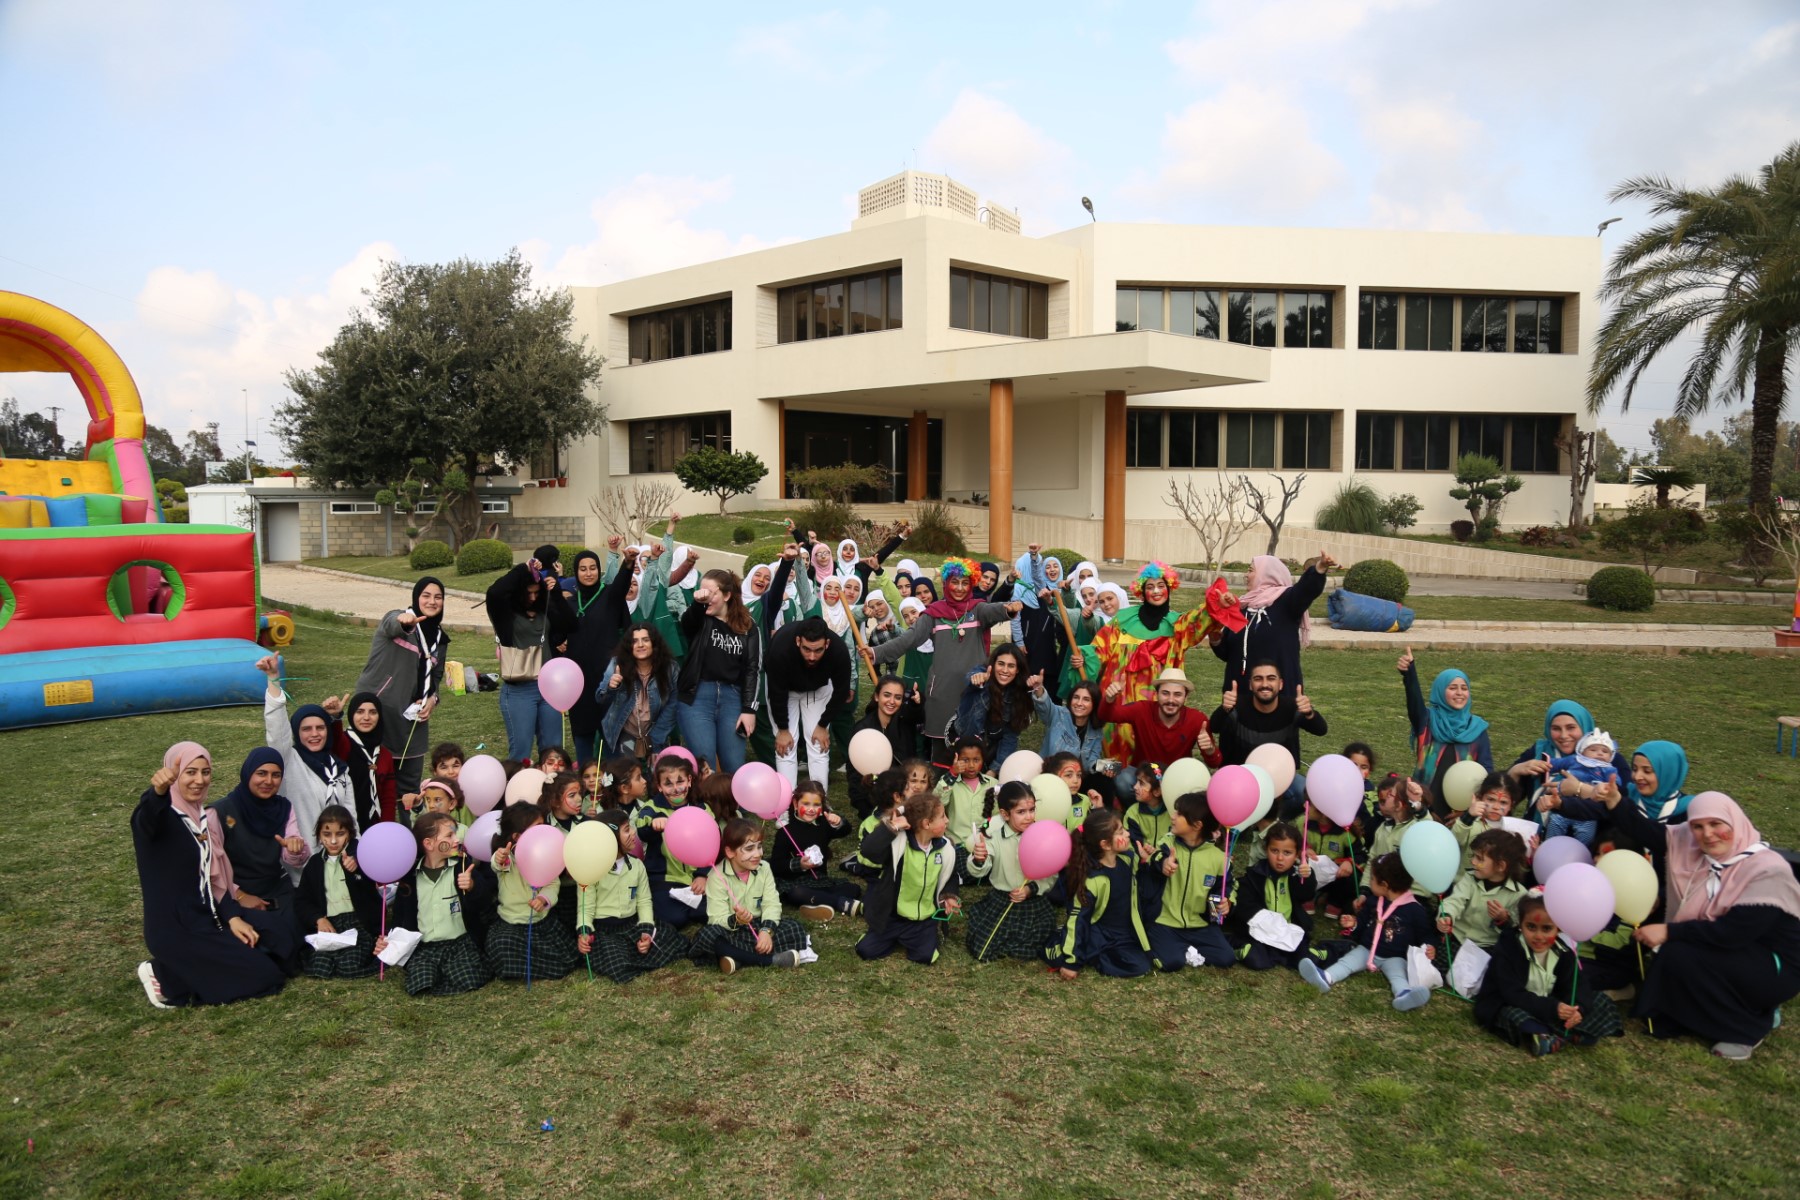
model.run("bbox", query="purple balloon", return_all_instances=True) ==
[463,810,502,863]
[537,657,585,713]
[1532,835,1593,885]
[1305,754,1365,827]
[356,821,417,884]
[1543,862,1616,943]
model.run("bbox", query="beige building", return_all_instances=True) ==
[561,170,1601,560]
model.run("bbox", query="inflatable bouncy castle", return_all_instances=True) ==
[0,291,265,729]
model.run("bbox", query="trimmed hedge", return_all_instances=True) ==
[1587,565,1655,612]
[456,538,513,575]
[409,540,453,570]
[556,544,588,571]
[1342,558,1410,604]
[732,524,757,544]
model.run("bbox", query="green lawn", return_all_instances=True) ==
[1312,594,1786,627]
[308,554,515,594]
[1392,529,1752,578]
[5,613,1799,1198]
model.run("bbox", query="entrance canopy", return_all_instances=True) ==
[758,328,1270,408]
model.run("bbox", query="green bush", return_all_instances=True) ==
[556,544,588,571]
[455,537,513,575]
[1314,480,1386,534]
[1379,492,1422,532]
[409,539,454,570]
[1040,548,1085,578]
[1587,565,1655,612]
[906,501,967,555]
[1342,558,1409,603]
[797,497,859,542]
[732,523,756,544]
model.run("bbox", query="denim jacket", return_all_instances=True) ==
[594,657,679,754]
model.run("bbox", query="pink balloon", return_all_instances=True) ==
[1543,862,1616,943]
[515,823,566,889]
[665,806,721,869]
[1017,820,1073,880]
[459,754,506,816]
[1305,754,1366,828]
[1207,764,1260,829]
[356,821,417,884]
[657,746,698,773]
[732,762,787,820]
[462,810,502,862]
[1533,835,1593,885]
[1246,743,1296,794]
[537,657,585,713]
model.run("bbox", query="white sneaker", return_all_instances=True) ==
[138,961,171,1009]
[795,947,820,965]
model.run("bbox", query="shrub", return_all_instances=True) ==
[1475,515,1501,542]
[732,523,756,544]
[556,544,588,571]
[1450,520,1475,543]
[1449,453,1523,527]
[788,463,890,504]
[1379,492,1422,533]
[1314,480,1386,534]
[1518,525,1557,547]
[1342,558,1409,603]
[797,497,859,543]
[164,504,189,524]
[1040,548,1086,578]
[1599,498,1707,576]
[409,539,454,570]
[1587,565,1655,612]
[672,447,768,516]
[455,538,512,575]
[906,501,968,555]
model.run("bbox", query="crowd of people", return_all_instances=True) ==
[131,522,1799,1063]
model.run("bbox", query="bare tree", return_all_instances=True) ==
[1240,472,1307,556]
[589,480,678,545]
[1752,505,1800,591]
[1558,428,1599,533]
[1164,475,1256,572]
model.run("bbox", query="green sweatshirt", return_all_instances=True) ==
[1152,835,1226,929]
[856,813,887,871]
[495,859,561,925]
[936,774,997,846]
[416,865,466,944]
[582,855,655,930]
[1125,802,1171,850]
[1452,814,1502,871]
[706,862,782,931]
[1437,871,1527,948]
[965,817,1052,895]
[324,855,353,917]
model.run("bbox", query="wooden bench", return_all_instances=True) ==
[1780,716,1800,757]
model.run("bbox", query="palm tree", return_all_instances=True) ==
[1630,465,1698,509]
[1588,143,1800,515]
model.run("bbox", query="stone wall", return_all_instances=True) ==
[292,502,583,560]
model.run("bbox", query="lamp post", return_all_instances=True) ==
[243,389,252,483]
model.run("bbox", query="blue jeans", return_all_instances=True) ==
[1324,946,1412,998]
[500,681,562,762]
[677,681,747,774]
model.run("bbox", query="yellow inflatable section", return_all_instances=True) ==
[0,289,146,440]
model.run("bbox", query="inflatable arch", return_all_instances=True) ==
[0,290,265,728]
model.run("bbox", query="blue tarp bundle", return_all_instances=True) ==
[1327,588,1415,633]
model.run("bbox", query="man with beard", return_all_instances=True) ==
[1096,668,1225,805]
[766,616,855,788]
[1209,660,1328,819]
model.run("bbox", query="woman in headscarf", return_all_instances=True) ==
[352,575,450,792]
[895,596,934,696]
[258,655,352,856]
[1623,740,1696,825]
[332,691,396,829]
[1212,553,1335,697]
[211,747,309,924]
[1507,699,1633,825]
[1599,789,1800,1059]
[562,543,639,765]
[1395,648,1493,805]
[486,545,578,763]
[132,742,296,1009]
[836,537,862,577]
[1010,546,1071,686]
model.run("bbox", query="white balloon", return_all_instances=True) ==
[1162,757,1212,802]
[1246,743,1296,794]
[998,750,1043,785]
[848,728,894,776]
[1237,764,1276,830]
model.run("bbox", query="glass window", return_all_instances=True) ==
[1227,291,1252,344]
[1010,282,1025,339]
[823,280,845,337]
[1125,409,1163,467]
[811,283,830,340]
[1514,297,1564,353]
[629,413,733,473]
[1358,292,1397,350]
[1282,412,1332,469]
[1195,289,1220,340]
[1252,292,1277,347]
[1310,292,1331,347]
[1170,289,1195,337]
[1511,415,1562,472]
[1226,412,1276,468]
[950,269,970,331]
[1400,414,1452,471]
[1403,294,1453,351]
[1458,415,1506,462]
[778,288,808,344]
[1116,287,1138,332]
[1028,284,1047,339]
[1356,412,1396,470]
[1168,411,1219,468]
[1137,288,1164,332]
[1462,295,1507,352]
[1284,292,1310,347]
[972,274,991,333]
[948,271,1044,338]
[849,277,868,335]
[887,270,903,329]
[990,278,1011,335]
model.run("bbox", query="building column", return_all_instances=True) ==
[988,380,1013,561]
[775,400,787,501]
[907,410,928,501]
[1103,390,1126,562]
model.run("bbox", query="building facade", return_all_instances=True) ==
[558,170,1600,560]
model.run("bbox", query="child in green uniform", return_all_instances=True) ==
[693,818,813,973]
[380,812,492,996]
[574,809,686,982]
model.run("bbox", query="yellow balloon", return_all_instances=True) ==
[1442,759,1487,812]
[1163,757,1212,804]
[1029,773,1073,829]
[564,821,619,886]
[1596,848,1659,926]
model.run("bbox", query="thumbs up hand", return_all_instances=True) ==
[1221,682,1238,712]
[1396,647,1414,674]
[1295,685,1313,716]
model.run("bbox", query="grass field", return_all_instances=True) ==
[10,615,1798,1199]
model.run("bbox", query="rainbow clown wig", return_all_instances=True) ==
[939,557,981,582]
[1130,561,1182,598]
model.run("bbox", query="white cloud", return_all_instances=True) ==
[920,90,1076,231]
[532,176,774,289]
[1354,89,1490,231]
[1131,85,1346,217]
[1165,0,1426,78]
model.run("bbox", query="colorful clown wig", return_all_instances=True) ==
[940,557,981,581]
[1130,560,1182,598]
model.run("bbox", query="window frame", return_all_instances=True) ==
[778,269,901,344]
[628,295,733,363]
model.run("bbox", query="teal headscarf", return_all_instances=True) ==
[1531,700,1595,758]
[1630,740,1692,823]
[1427,669,1489,745]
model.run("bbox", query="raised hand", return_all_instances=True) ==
[1004,602,1023,615]
[1316,551,1340,572]
[969,670,990,689]
[1195,728,1216,755]
[321,692,347,718]
[150,766,177,795]
[1295,685,1313,716]
[607,535,622,552]
[1221,682,1238,711]
[254,654,280,677]
[1026,672,1044,694]
[781,543,801,561]
[1397,646,1414,674]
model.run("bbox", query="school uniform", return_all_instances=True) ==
[1437,871,1528,953]
[295,846,383,979]
[1306,890,1435,1009]
[484,859,579,981]
[691,860,810,967]
[577,854,685,983]
[388,863,492,996]
[1225,860,1318,970]
[1474,928,1624,1049]
[1050,857,1153,977]
[857,828,959,964]
[1304,822,1360,913]
[1142,836,1235,971]
[845,812,887,880]
[770,812,862,913]
[963,816,1059,962]
[1361,817,1420,894]
[1124,803,1171,854]
[636,795,711,928]
[935,773,996,881]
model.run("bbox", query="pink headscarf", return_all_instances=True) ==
[161,741,235,901]
[1666,792,1800,924]
[1241,556,1309,648]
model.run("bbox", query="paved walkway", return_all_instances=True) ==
[261,563,1793,655]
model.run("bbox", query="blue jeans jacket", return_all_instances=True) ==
[593,658,679,755]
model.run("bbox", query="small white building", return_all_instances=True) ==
[558,170,1603,559]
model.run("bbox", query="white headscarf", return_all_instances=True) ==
[820,577,850,635]
[671,545,698,590]
[896,558,922,580]
[1071,561,1099,592]
[1096,583,1129,624]
[741,563,773,606]
[836,539,861,578]
[840,576,863,606]
[899,596,933,652]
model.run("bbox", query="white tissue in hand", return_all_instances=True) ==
[376,927,421,966]
[669,886,705,910]
[1247,908,1305,952]
[1184,946,1207,968]
[305,929,358,951]
[802,845,824,867]
[1310,855,1339,885]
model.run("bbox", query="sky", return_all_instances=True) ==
[2,0,1796,459]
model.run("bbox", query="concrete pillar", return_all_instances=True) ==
[988,380,1013,561]
[907,410,928,501]
[1103,389,1126,562]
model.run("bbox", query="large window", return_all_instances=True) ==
[1123,286,1324,345]
[1282,411,1333,469]
[1168,410,1220,468]
[1227,291,1279,347]
[1124,408,1164,468]
[628,296,732,364]
[1127,409,1331,470]
[953,269,1048,338]
[628,412,731,474]
[1513,297,1564,354]
[778,270,901,344]
[1283,292,1332,347]
[1461,295,1509,353]
[1356,411,1565,472]
[1225,412,1277,468]
[1404,294,1455,352]
[1170,289,1221,339]
[1358,291,1399,350]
